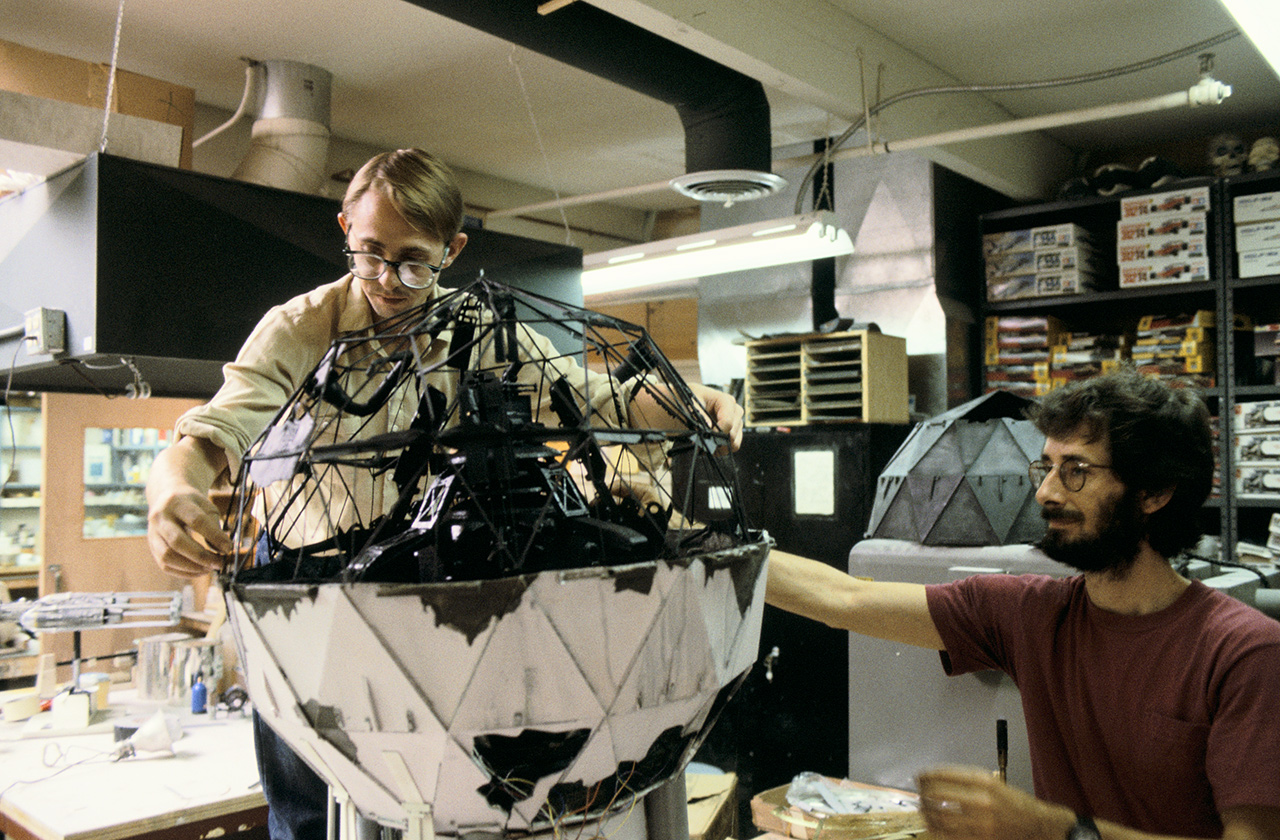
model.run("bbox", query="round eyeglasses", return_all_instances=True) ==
[344,247,448,290]
[1027,459,1114,493]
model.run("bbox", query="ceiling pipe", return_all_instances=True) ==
[404,0,774,192]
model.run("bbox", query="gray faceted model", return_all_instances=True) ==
[866,391,1046,546]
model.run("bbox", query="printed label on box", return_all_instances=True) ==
[1030,223,1091,249]
[1036,271,1093,297]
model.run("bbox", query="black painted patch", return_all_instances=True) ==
[237,583,320,622]
[701,537,771,616]
[473,728,592,810]
[302,699,359,763]
[611,563,657,596]
[410,576,531,644]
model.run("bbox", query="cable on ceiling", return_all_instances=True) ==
[508,46,575,247]
[794,28,1242,213]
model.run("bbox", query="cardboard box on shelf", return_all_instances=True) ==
[1119,257,1211,287]
[1117,211,1208,241]
[1239,248,1280,280]
[1234,191,1280,225]
[1119,185,1210,218]
[1255,324,1280,359]
[986,272,1038,302]
[1235,431,1280,466]
[1235,465,1280,499]
[1234,399,1280,432]
[1116,234,1208,264]
[1236,220,1280,253]
[984,249,1037,278]
[0,38,194,168]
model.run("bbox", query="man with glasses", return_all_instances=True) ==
[767,367,1280,840]
[145,148,743,840]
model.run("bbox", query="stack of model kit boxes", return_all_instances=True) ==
[983,315,1066,395]
[983,224,1100,301]
[1130,310,1215,386]
[1234,190,1280,280]
[1049,331,1130,387]
[1116,185,1212,288]
[1233,399,1280,499]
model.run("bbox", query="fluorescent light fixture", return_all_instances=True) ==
[582,210,854,295]
[1218,0,1280,80]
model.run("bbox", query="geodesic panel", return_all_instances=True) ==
[866,390,1046,545]
[221,277,771,834]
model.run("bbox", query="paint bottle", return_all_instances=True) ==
[191,672,208,714]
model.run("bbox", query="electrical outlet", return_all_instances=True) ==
[23,307,66,355]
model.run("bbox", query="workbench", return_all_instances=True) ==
[0,688,266,840]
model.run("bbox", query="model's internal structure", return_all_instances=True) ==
[221,277,771,835]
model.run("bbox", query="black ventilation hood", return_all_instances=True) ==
[408,0,772,176]
[0,153,581,399]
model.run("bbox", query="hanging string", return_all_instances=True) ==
[98,0,128,153]
[508,46,575,247]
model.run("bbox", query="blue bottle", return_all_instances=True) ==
[191,672,208,714]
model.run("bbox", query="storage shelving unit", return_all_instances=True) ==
[979,171,1280,561]
[744,330,909,426]
[1216,170,1280,553]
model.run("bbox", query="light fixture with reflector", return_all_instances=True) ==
[581,210,854,296]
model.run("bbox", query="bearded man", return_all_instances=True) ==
[765,367,1280,840]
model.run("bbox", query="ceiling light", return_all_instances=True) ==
[1218,0,1280,80]
[581,210,854,296]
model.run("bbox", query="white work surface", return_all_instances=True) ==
[0,688,266,840]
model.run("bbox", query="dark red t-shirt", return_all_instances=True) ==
[926,575,1280,837]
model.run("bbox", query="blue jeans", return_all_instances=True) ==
[252,711,330,840]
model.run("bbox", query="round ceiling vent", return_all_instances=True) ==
[669,169,787,207]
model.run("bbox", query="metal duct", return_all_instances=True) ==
[405,0,772,178]
[231,60,333,194]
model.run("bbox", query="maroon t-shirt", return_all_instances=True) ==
[926,575,1280,837]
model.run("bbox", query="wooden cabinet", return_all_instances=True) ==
[38,392,202,680]
[744,330,908,426]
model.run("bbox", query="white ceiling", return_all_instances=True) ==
[4,0,1279,211]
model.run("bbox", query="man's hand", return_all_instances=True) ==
[690,384,744,452]
[916,766,1071,840]
[145,437,234,579]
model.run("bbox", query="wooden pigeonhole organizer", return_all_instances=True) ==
[744,330,909,426]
